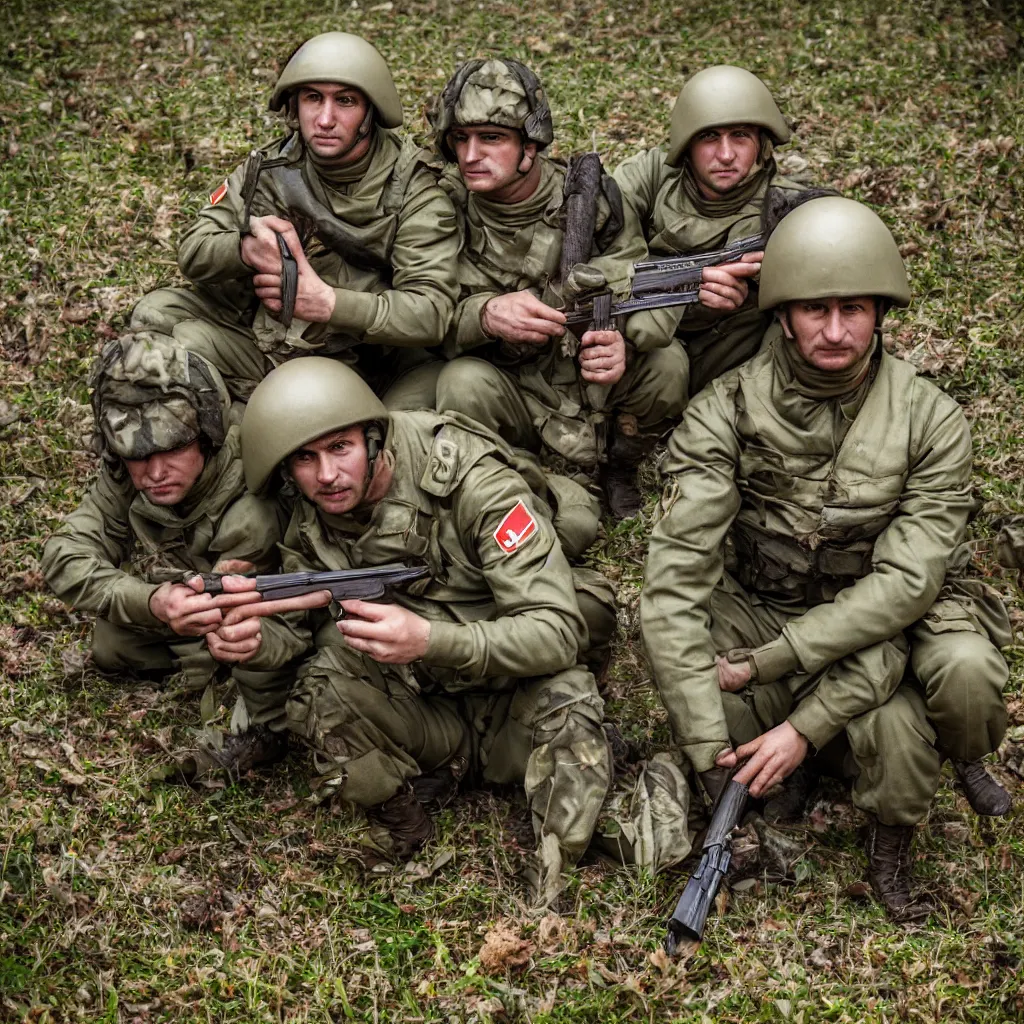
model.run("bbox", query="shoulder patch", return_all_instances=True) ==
[209,180,228,206]
[493,500,538,555]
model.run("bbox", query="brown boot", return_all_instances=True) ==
[410,756,468,811]
[764,762,819,823]
[865,816,935,923]
[601,429,657,519]
[173,726,288,782]
[366,785,434,860]
[953,760,1012,817]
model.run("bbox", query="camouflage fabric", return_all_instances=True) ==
[91,331,229,461]
[996,518,1024,570]
[641,332,1009,823]
[454,59,533,129]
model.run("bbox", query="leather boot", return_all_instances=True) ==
[764,762,819,823]
[411,756,468,811]
[601,429,657,519]
[175,726,288,782]
[953,760,1012,817]
[864,816,935,923]
[366,784,434,860]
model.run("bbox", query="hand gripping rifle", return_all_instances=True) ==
[186,563,430,602]
[238,147,391,328]
[664,777,749,954]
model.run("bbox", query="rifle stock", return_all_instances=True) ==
[665,778,749,954]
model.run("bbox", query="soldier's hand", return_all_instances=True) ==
[579,329,626,385]
[335,599,431,664]
[699,251,762,312]
[718,721,808,798]
[716,654,752,692]
[206,614,263,663]
[149,582,228,636]
[253,234,337,324]
[241,215,294,274]
[481,291,567,345]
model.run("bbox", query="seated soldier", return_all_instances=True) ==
[615,65,809,397]
[427,59,688,517]
[641,197,1011,923]
[131,32,458,407]
[42,334,299,771]
[201,357,614,902]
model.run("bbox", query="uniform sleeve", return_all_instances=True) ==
[612,148,662,233]
[759,391,975,702]
[177,161,253,286]
[423,460,587,680]
[326,168,460,347]
[41,470,163,629]
[639,386,743,772]
[446,290,502,355]
[208,493,288,573]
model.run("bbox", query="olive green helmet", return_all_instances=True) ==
[429,58,554,163]
[241,357,388,493]
[666,65,790,167]
[758,196,911,310]
[91,332,230,464]
[269,32,403,128]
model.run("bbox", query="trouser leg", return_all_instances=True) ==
[909,626,1008,761]
[285,645,471,807]
[483,665,610,901]
[91,619,177,675]
[845,685,940,826]
[436,357,540,451]
[608,342,689,431]
[131,287,270,401]
[382,359,444,411]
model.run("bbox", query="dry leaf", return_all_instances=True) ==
[479,921,534,974]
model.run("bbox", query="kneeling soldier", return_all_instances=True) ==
[615,65,809,396]
[429,59,688,517]
[42,334,296,770]
[641,197,1011,923]
[132,32,458,406]
[226,357,614,902]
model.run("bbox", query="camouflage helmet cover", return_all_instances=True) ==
[269,32,403,128]
[666,65,791,167]
[91,332,231,462]
[430,58,554,163]
[758,196,911,309]
[241,357,388,493]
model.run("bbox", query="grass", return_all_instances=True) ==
[1,0,1023,1020]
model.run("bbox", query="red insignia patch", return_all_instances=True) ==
[493,500,538,555]
[209,180,228,206]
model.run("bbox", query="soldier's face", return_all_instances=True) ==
[688,125,761,196]
[288,426,371,515]
[124,440,205,506]
[296,84,371,163]
[783,296,878,371]
[449,126,539,200]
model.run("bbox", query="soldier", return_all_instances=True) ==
[131,32,459,406]
[41,333,302,771]
[615,65,808,396]
[641,197,1011,922]
[428,59,689,517]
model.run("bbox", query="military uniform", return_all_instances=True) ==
[42,335,295,702]
[428,59,687,475]
[641,197,1010,918]
[132,34,459,404]
[614,65,807,396]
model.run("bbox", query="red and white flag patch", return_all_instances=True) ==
[209,180,228,206]
[493,500,538,555]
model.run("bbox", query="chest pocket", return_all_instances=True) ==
[368,500,444,579]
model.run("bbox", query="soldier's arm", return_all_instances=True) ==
[752,387,975,723]
[422,460,588,681]
[177,162,254,286]
[208,492,289,573]
[326,165,460,347]
[639,385,743,772]
[612,147,663,232]
[41,469,164,629]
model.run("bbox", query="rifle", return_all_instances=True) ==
[238,145,391,327]
[664,777,749,954]
[185,563,430,603]
[564,233,765,328]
